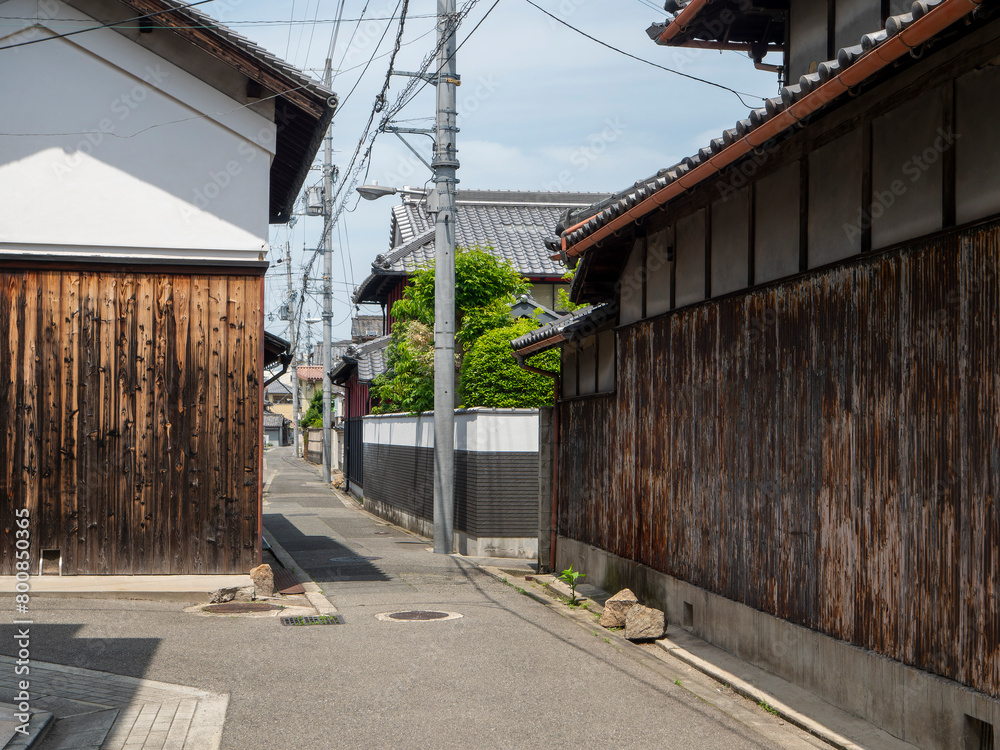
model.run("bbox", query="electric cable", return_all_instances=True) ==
[0,0,214,51]
[522,0,765,106]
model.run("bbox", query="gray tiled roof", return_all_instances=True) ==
[262,411,290,428]
[330,335,392,384]
[511,303,617,354]
[354,190,607,304]
[559,0,951,251]
[265,379,292,396]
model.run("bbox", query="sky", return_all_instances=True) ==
[209,0,780,352]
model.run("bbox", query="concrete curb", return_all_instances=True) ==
[261,528,340,617]
[655,638,866,750]
[476,564,879,750]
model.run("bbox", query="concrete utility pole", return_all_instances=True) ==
[285,242,301,457]
[322,57,334,484]
[432,0,459,554]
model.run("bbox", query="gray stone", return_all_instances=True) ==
[625,604,666,641]
[209,586,255,603]
[209,587,238,604]
[250,563,275,597]
[599,588,639,628]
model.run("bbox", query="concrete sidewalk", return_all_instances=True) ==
[0,576,251,603]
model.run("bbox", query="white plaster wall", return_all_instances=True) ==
[363,409,539,453]
[0,0,275,263]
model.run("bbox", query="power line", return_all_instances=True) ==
[521,0,765,107]
[0,0,214,51]
[389,0,501,114]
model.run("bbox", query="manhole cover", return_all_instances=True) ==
[329,556,381,563]
[376,610,463,622]
[280,615,345,626]
[203,602,282,614]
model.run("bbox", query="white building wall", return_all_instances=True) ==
[0,0,276,264]
[363,409,539,453]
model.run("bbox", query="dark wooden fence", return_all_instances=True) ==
[0,266,263,575]
[345,416,364,489]
[558,220,1000,697]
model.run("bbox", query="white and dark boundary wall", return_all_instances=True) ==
[362,409,539,558]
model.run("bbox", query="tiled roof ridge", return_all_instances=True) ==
[373,228,435,271]
[558,0,966,252]
[398,189,610,207]
[345,334,392,360]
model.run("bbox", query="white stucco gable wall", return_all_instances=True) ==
[0,0,277,263]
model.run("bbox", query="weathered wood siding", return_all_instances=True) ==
[559,220,1000,697]
[0,267,263,575]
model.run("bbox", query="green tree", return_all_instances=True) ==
[460,317,559,408]
[373,247,556,413]
[299,388,330,428]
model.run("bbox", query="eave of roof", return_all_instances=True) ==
[647,0,786,50]
[555,0,980,262]
[511,302,617,357]
[114,0,337,223]
[263,331,291,369]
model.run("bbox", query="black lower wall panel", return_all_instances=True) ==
[363,443,537,537]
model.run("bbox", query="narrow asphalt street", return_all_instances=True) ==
[3,446,829,749]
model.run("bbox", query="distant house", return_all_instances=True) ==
[329,336,391,493]
[514,0,1000,747]
[0,0,334,575]
[336,190,606,492]
[353,189,606,335]
[262,409,292,448]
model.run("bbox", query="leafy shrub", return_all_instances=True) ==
[459,318,559,408]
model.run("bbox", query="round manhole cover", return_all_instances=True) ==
[203,602,283,614]
[376,610,463,622]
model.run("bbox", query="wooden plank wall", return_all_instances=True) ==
[0,267,263,575]
[558,220,1000,697]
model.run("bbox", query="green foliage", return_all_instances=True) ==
[556,268,587,312]
[371,320,435,414]
[373,247,535,413]
[558,565,586,605]
[299,388,328,428]
[459,318,559,408]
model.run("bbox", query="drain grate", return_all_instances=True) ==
[329,556,381,563]
[280,614,345,626]
[203,602,282,614]
[376,610,463,622]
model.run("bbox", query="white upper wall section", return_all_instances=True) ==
[364,410,540,453]
[0,0,276,263]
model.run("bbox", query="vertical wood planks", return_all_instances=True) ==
[557,219,1000,698]
[0,267,264,578]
